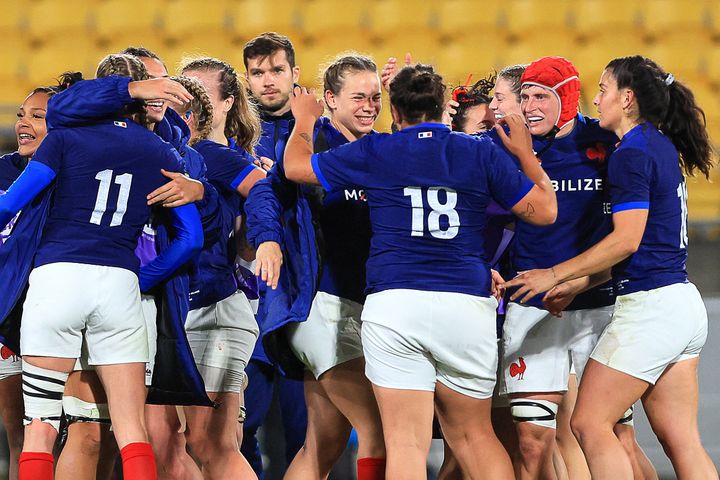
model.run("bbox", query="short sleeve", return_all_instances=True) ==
[311,135,375,191]
[30,130,65,173]
[205,145,260,193]
[608,147,651,213]
[484,142,534,210]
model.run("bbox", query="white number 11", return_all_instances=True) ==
[91,169,133,227]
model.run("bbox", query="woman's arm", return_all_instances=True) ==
[502,209,647,303]
[284,87,324,185]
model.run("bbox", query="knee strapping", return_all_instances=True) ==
[510,398,558,429]
[617,406,634,426]
[62,396,111,425]
[22,362,69,432]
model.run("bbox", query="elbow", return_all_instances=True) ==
[532,200,558,226]
[618,239,640,258]
[284,160,302,183]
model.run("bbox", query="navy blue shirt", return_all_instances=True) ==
[498,115,617,310]
[609,123,688,294]
[189,140,260,308]
[312,123,533,297]
[30,119,184,273]
[0,152,27,243]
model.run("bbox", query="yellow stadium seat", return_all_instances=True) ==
[503,0,573,37]
[94,0,162,40]
[164,34,246,75]
[701,40,720,81]
[295,33,376,86]
[227,0,303,41]
[433,33,507,86]
[0,37,30,81]
[498,31,581,70]
[365,0,438,36]
[572,0,643,38]
[640,0,712,36]
[26,0,94,40]
[435,0,503,37]
[300,0,369,38]
[372,30,442,68]
[645,32,712,80]
[687,177,720,222]
[160,0,230,42]
[24,37,97,88]
[573,31,648,88]
[0,81,36,110]
[0,2,27,31]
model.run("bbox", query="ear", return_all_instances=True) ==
[223,94,235,115]
[390,104,403,126]
[324,90,337,111]
[181,110,193,127]
[621,88,635,111]
[292,66,300,84]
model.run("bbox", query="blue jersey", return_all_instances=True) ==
[189,140,259,308]
[0,153,27,243]
[609,123,688,294]
[31,119,183,273]
[311,123,533,297]
[498,115,617,310]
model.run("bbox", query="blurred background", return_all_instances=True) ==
[0,0,718,478]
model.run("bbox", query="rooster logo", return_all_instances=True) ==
[510,357,527,380]
[0,345,18,362]
[586,143,607,163]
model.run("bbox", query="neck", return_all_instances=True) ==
[208,127,228,146]
[330,117,363,142]
[555,118,576,138]
[615,116,641,140]
[264,102,291,118]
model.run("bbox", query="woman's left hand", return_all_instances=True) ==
[501,268,558,303]
[289,86,324,122]
[147,169,204,207]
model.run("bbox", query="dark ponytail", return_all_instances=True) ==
[389,64,446,124]
[606,55,714,178]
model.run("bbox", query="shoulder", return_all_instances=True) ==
[577,115,618,146]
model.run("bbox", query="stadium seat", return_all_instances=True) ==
[0,37,30,82]
[645,32,712,80]
[164,33,245,74]
[160,0,230,42]
[365,0,438,36]
[295,32,376,85]
[702,41,720,81]
[227,0,303,40]
[0,2,27,32]
[503,0,573,37]
[435,0,504,37]
[640,0,712,36]
[434,33,507,86]
[498,32,581,70]
[573,31,647,88]
[26,0,94,40]
[572,0,643,38]
[24,37,97,88]
[300,0,368,39]
[94,0,162,40]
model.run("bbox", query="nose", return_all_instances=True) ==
[489,97,498,111]
[592,94,600,106]
[262,72,274,86]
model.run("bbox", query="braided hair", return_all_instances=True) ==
[95,54,150,124]
[181,57,261,155]
[169,75,214,145]
[389,64,446,125]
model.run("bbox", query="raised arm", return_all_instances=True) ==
[284,87,325,185]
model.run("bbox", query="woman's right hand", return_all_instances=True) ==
[128,78,193,107]
[495,113,534,159]
[380,53,413,92]
[255,241,283,289]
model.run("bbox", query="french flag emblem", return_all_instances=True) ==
[113,121,127,128]
[418,131,433,139]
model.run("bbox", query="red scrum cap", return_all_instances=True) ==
[521,56,580,130]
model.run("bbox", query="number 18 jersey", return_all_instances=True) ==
[311,123,533,297]
[31,119,183,273]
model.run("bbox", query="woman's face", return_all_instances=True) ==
[593,69,624,132]
[489,77,522,119]
[141,56,169,124]
[461,103,495,134]
[325,70,381,140]
[184,69,229,135]
[15,91,50,158]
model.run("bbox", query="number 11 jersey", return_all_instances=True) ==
[311,123,533,298]
[31,118,184,273]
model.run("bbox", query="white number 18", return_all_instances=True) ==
[403,186,460,239]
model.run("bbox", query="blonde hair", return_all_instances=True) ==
[169,75,214,145]
[180,57,261,155]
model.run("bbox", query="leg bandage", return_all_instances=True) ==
[238,405,247,424]
[22,362,69,432]
[617,406,634,426]
[62,396,111,425]
[510,398,558,429]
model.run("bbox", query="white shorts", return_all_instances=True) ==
[362,289,499,399]
[287,291,364,379]
[142,295,158,386]
[501,303,612,395]
[185,291,258,393]
[591,282,707,384]
[21,263,148,365]
[0,342,21,381]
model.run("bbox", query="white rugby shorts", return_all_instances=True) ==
[591,282,707,384]
[362,289,499,399]
[287,291,364,379]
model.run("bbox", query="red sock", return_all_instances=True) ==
[19,451,54,480]
[120,442,157,480]
[357,457,386,480]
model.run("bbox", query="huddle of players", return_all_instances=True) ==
[0,29,717,480]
